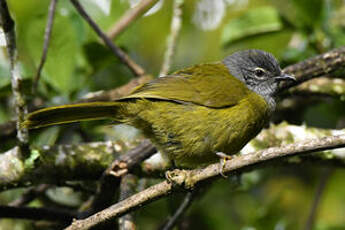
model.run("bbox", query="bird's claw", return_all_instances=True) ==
[165,169,195,189]
[216,152,232,178]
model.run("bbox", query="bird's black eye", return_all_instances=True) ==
[254,68,265,78]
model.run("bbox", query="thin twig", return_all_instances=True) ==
[0,0,29,149]
[32,0,58,94]
[118,174,138,230]
[159,0,184,77]
[108,0,159,39]
[70,0,145,77]
[304,168,333,230]
[65,134,345,230]
[161,191,195,230]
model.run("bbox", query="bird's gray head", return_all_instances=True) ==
[223,49,295,110]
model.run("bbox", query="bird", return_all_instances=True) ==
[23,49,295,169]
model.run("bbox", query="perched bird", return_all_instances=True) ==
[23,50,295,169]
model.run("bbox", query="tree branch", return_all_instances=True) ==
[281,46,345,91]
[0,0,29,149]
[65,134,345,230]
[107,0,159,40]
[0,141,120,191]
[70,0,145,77]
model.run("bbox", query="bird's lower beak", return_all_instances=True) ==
[275,73,296,82]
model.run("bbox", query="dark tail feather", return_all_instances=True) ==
[22,102,120,129]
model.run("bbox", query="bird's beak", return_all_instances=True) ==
[275,73,296,82]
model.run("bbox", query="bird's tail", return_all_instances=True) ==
[22,102,121,129]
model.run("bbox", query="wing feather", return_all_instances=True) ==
[121,63,250,108]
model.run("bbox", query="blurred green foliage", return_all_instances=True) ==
[1,0,345,229]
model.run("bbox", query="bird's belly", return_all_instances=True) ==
[126,98,269,169]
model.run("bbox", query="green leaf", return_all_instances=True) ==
[222,6,283,45]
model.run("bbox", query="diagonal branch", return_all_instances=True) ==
[65,134,345,230]
[107,0,160,40]
[70,0,145,77]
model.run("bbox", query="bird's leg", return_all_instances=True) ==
[216,152,232,178]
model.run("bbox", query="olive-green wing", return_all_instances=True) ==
[121,63,250,108]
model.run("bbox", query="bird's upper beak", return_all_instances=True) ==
[275,73,296,82]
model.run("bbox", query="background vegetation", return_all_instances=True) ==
[1,0,345,229]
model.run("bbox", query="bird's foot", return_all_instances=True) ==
[216,152,232,178]
[165,169,195,189]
